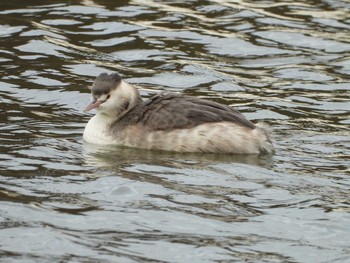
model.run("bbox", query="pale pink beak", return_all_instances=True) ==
[84,99,102,112]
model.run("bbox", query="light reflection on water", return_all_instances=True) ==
[0,0,349,262]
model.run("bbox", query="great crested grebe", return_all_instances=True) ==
[83,72,274,154]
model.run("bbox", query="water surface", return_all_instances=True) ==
[0,0,349,262]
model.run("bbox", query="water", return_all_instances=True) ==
[1,0,349,262]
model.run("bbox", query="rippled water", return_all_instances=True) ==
[1,0,349,262]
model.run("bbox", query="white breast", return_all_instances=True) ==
[83,114,115,145]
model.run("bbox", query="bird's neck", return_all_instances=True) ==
[99,82,143,122]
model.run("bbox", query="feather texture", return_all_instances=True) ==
[125,93,256,131]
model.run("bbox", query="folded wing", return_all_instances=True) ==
[138,93,256,131]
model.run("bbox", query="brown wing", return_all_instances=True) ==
[137,93,256,131]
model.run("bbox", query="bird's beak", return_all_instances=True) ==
[84,99,102,112]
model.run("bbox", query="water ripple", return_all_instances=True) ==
[0,0,349,262]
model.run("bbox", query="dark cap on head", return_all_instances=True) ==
[91,73,122,96]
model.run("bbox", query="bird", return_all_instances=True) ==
[83,72,275,154]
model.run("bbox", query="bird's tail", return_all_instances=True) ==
[255,123,275,154]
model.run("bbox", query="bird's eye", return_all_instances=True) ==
[106,94,111,100]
